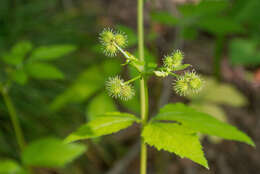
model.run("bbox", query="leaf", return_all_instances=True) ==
[22,137,86,168]
[229,39,260,65]
[86,92,117,120]
[25,62,64,80]
[151,11,179,26]
[2,41,33,65]
[187,77,248,107]
[29,45,76,61]
[153,103,255,146]
[50,60,121,111]
[142,122,208,169]
[65,112,140,143]
[0,159,26,174]
[11,69,28,85]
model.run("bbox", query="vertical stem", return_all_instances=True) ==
[1,89,26,152]
[138,0,149,174]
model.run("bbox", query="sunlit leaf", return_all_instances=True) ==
[142,122,208,169]
[0,159,26,174]
[153,103,255,146]
[22,137,86,168]
[65,112,140,143]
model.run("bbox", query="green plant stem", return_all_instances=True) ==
[125,75,142,84]
[138,0,149,174]
[1,88,26,152]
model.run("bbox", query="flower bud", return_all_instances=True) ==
[163,50,184,71]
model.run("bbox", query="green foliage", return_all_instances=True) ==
[153,103,255,146]
[25,62,64,80]
[0,159,26,174]
[2,41,32,66]
[229,39,260,66]
[51,60,121,111]
[86,92,117,120]
[22,137,86,168]
[65,112,140,143]
[142,122,208,169]
[187,77,248,107]
[29,45,76,61]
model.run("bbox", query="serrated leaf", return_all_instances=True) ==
[142,122,208,169]
[25,62,64,80]
[0,159,26,174]
[153,103,255,146]
[22,137,86,168]
[65,112,140,143]
[29,45,76,61]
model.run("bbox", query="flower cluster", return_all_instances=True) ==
[99,28,127,57]
[106,76,135,101]
[173,71,203,96]
[154,50,203,96]
[99,28,203,100]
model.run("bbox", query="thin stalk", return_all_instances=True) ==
[137,0,149,174]
[125,75,142,84]
[1,88,26,152]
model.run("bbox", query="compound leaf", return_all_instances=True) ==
[142,122,208,169]
[22,137,86,168]
[65,112,140,143]
[153,103,255,146]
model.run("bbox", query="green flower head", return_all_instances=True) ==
[173,71,203,96]
[106,76,135,101]
[99,28,127,57]
[163,50,184,71]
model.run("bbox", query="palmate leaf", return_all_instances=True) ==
[153,103,255,146]
[142,122,208,169]
[22,137,86,168]
[65,112,140,143]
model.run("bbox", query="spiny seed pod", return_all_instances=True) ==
[163,50,184,71]
[100,28,114,46]
[104,43,118,57]
[106,76,135,101]
[114,32,127,48]
[106,76,124,99]
[173,71,203,96]
[120,84,135,101]
[99,28,127,57]
[173,77,190,96]
[184,71,203,93]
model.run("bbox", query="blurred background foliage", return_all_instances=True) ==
[0,0,260,174]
